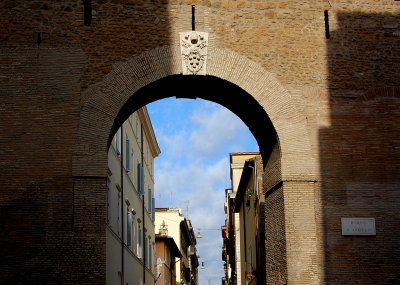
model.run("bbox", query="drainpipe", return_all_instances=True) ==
[120,125,125,284]
[249,164,257,281]
[242,200,247,273]
[244,163,255,281]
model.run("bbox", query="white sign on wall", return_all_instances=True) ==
[341,218,376,236]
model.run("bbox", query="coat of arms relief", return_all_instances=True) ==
[180,31,208,75]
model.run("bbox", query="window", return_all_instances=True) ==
[125,137,131,172]
[152,197,155,221]
[140,168,144,195]
[115,128,121,155]
[136,161,140,191]
[137,163,144,195]
[137,223,142,258]
[132,217,136,255]
[248,244,253,270]
[148,188,152,214]
[131,150,134,173]
[144,236,148,266]
[106,178,111,224]
[136,163,140,194]
[127,210,132,246]
[117,192,121,236]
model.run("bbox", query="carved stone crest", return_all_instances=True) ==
[180,31,208,75]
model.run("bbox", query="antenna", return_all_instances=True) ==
[184,200,190,217]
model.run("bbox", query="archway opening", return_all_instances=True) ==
[108,75,279,164]
[105,75,282,285]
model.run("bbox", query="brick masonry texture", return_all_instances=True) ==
[0,0,399,284]
[264,185,287,285]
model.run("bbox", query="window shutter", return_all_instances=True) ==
[133,219,137,254]
[152,197,155,221]
[116,128,121,155]
[125,138,130,172]
[106,180,110,224]
[137,163,141,192]
[138,225,142,258]
[117,192,121,235]
[127,211,132,246]
[140,166,144,195]
[148,188,152,214]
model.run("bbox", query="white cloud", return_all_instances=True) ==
[156,130,189,160]
[155,105,250,163]
[189,106,248,158]
[152,101,257,164]
[155,157,229,205]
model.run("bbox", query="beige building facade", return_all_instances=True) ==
[222,153,265,285]
[232,153,265,285]
[226,153,262,285]
[155,208,199,285]
[107,107,161,285]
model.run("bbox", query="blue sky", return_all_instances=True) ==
[147,98,258,285]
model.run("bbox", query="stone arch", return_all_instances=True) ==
[72,45,317,182]
[72,45,321,284]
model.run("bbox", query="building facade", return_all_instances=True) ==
[155,231,182,285]
[107,107,161,285]
[155,208,199,285]
[222,153,264,285]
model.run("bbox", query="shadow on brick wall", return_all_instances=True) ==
[0,0,175,283]
[320,11,400,283]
